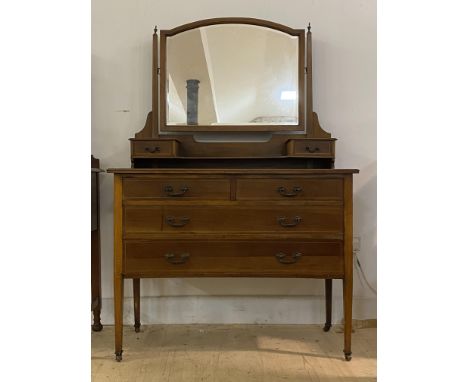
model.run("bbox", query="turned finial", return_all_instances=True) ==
[154,25,158,33]
[307,22,311,32]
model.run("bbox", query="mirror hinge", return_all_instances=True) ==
[157,67,160,75]
[304,67,308,74]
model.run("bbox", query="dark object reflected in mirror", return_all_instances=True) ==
[186,79,200,125]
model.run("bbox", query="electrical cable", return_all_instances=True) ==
[353,251,377,295]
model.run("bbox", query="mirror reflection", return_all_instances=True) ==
[166,24,299,126]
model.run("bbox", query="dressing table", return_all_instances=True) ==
[108,18,358,362]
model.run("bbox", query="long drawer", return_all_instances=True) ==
[123,177,231,200]
[236,177,343,200]
[124,205,343,234]
[124,240,344,277]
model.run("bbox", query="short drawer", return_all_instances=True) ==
[236,178,343,200]
[123,178,231,200]
[124,205,343,234]
[132,139,179,157]
[124,240,344,277]
[287,139,334,157]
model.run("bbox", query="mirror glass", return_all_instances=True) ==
[166,24,299,126]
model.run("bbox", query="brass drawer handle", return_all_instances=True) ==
[277,216,302,227]
[165,216,190,227]
[277,186,302,197]
[276,252,302,264]
[165,253,190,264]
[164,185,189,197]
[305,146,320,153]
[145,146,161,153]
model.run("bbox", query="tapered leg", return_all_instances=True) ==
[323,279,332,332]
[133,279,141,332]
[343,277,353,361]
[113,174,124,361]
[114,274,124,361]
[91,229,103,332]
[92,306,103,332]
[342,175,354,361]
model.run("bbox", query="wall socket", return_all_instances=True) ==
[353,236,361,252]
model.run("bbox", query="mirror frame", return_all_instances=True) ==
[158,18,305,132]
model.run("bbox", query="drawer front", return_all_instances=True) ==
[124,205,343,234]
[288,139,333,156]
[123,178,231,200]
[124,240,344,277]
[124,206,164,233]
[132,140,179,157]
[237,178,343,201]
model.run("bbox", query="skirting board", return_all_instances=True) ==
[98,296,376,325]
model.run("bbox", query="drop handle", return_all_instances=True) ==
[165,253,190,264]
[277,186,302,197]
[164,185,189,197]
[277,216,302,227]
[275,252,302,264]
[305,146,320,153]
[145,146,161,153]
[165,216,190,227]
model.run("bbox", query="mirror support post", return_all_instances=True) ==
[152,26,160,137]
[306,23,313,137]
[306,23,331,139]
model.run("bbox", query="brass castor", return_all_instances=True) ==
[344,352,352,361]
[115,351,123,362]
[323,323,331,332]
[92,323,103,332]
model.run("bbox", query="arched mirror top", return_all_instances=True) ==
[159,18,305,132]
[162,17,305,37]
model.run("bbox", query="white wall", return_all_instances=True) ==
[92,0,376,324]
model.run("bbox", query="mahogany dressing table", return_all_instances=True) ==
[108,18,358,362]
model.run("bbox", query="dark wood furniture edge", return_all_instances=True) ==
[107,168,359,174]
[135,111,154,138]
[91,154,100,168]
[130,137,181,141]
[323,279,333,331]
[152,27,159,138]
[343,174,354,361]
[162,17,304,36]
[133,279,141,332]
[312,112,331,138]
[91,155,103,332]
[114,175,124,361]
